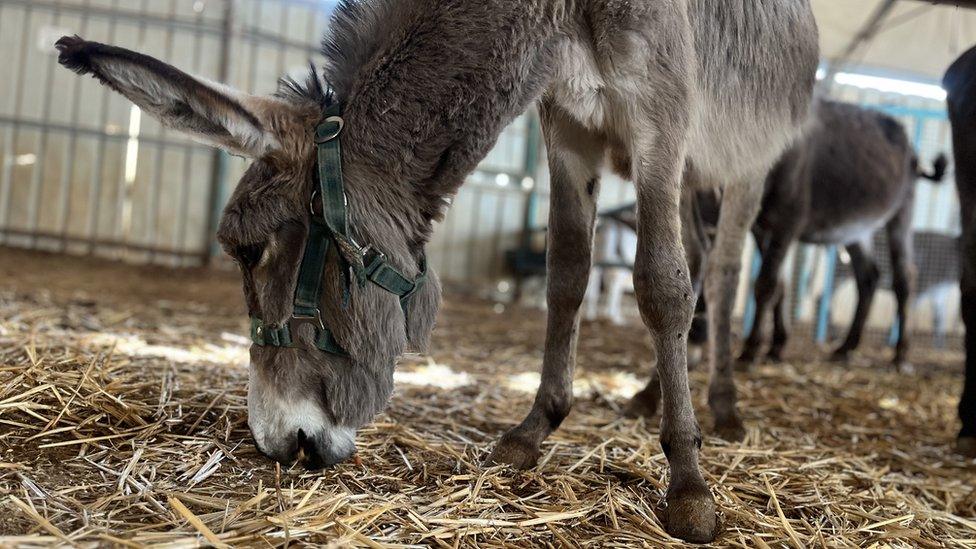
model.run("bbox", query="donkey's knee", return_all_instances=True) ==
[632,258,695,337]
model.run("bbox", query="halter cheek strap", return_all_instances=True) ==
[249,105,427,355]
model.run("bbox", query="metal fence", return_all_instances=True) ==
[0,0,541,284]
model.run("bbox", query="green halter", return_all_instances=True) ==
[250,105,427,355]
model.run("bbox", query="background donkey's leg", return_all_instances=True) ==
[488,101,604,469]
[739,230,796,366]
[768,278,789,361]
[886,204,916,370]
[831,240,879,361]
[630,146,717,543]
[706,177,764,442]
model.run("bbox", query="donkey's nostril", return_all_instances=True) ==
[297,428,356,470]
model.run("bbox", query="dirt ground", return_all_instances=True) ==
[0,247,974,547]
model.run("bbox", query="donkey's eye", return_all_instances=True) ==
[235,243,266,269]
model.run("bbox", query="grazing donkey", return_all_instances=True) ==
[945,45,976,458]
[738,100,946,369]
[55,1,818,541]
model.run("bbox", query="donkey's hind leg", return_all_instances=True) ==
[706,176,765,442]
[830,240,879,361]
[739,230,796,367]
[488,100,603,470]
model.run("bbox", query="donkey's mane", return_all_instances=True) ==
[319,0,400,102]
[274,65,334,110]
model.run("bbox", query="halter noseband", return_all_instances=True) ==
[249,105,427,355]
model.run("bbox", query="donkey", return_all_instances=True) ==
[737,100,946,369]
[55,1,818,541]
[945,44,976,458]
[831,230,960,350]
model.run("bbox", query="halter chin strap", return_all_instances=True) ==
[250,105,427,355]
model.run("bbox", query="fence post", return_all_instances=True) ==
[816,246,838,343]
[202,0,235,266]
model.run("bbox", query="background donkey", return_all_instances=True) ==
[54,0,819,542]
[945,44,976,458]
[738,100,947,369]
[829,230,959,350]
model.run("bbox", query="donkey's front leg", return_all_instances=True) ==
[488,102,604,469]
[706,177,764,442]
[629,136,718,543]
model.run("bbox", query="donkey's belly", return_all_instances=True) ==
[548,0,818,186]
[686,0,819,185]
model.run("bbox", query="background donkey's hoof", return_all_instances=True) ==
[624,386,660,419]
[957,436,976,458]
[664,482,720,543]
[487,431,540,470]
[713,416,746,442]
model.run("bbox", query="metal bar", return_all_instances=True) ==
[0,3,33,244]
[146,1,180,264]
[57,0,93,251]
[816,246,839,343]
[741,246,763,335]
[0,116,207,150]
[84,0,122,255]
[201,0,235,266]
[176,3,210,265]
[0,0,320,53]
[513,110,541,300]
[0,228,206,260]
[822,0,899,87]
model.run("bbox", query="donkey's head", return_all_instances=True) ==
[55,35,440,468]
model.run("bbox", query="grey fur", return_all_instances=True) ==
[54,1,818,541]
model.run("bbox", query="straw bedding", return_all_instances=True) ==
[1,248,974,547]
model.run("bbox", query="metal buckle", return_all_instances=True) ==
[360,244,385,272]
[314,116,344,143]
[288,309,325,334]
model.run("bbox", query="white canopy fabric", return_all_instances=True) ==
[813,0,976,82]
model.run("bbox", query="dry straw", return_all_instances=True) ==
[0,249,974,547]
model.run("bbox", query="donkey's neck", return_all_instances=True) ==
[325,0,567,245]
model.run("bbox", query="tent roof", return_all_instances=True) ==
[814,0,976,82]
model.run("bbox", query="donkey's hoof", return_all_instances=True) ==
[828,348,851,363]
[624,387,660,419]
[734,358,753,373]
[713,416,746,442]
[664,482,720,543]
[957,436,976,458]
[487,431,540,470]
[765,348,784,363]
[893,360,915,375]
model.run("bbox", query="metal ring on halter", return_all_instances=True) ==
[309,189,320,216]
[314,116,344,143]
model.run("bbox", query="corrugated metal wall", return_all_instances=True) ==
[0,0,541,284]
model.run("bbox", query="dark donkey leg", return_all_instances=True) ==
[767,278,789,361]
[489,100,604,469]
[830,240,880,361]
[706,177,765,442]
[959,273,976,456]
[886,205,916,370]
[738,230,795,367]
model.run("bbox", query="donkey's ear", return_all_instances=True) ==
[56,35,286,158]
